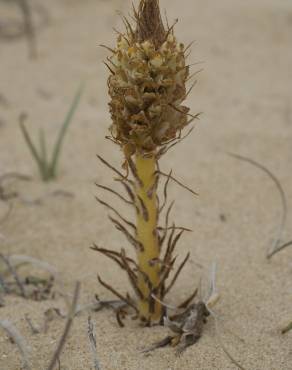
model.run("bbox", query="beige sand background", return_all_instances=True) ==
[0,0,292,369]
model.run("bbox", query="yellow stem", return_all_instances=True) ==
[135,153,162,322]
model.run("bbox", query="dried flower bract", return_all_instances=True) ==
[107,0,190,156]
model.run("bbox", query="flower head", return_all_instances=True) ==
[107,0,190,156]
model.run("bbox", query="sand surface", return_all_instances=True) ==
[1,0,292,369]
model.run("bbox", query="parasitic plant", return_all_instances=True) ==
[94,0,199,326]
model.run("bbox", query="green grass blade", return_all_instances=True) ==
[50,85,84,177]
[282,321,292,334]
[19,121,45,178]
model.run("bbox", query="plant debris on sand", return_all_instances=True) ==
[0,254,57,306]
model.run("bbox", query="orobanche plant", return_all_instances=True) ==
[94,0,199,326]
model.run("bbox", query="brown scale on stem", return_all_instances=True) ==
[94,150,197,326]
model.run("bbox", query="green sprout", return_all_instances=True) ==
[20,86,83,181]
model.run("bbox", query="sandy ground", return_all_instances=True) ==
[0,0,292,369]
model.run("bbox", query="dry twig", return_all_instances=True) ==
[0,253,26,297]
[0,319,31,370]
[46,282,80,370]
[87,316,101,370]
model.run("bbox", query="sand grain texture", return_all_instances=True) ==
[0,0,292,369]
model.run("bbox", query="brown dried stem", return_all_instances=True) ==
[47,282,80,370]
[0,254,26,297]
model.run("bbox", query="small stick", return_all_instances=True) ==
[142,336,173,353]
[116,308,126,328]
[94,296,127,311]
[87,316,101,370]
[46,282,80,370]
[0,319,31,370]
[25,314,40,334]
[0,273,10,293]
[0,254,26,297]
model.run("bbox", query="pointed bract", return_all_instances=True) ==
[107,0,190,155]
